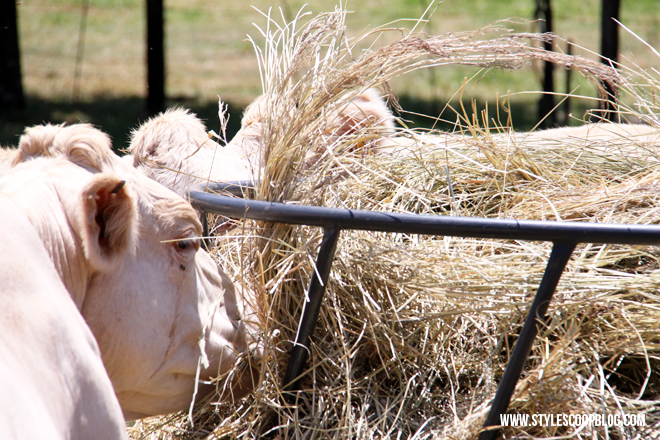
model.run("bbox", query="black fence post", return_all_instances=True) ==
[535,0,556,128]
[0,0,25,110]
[147,0,165,115]
[562,41,573,126]
[599,0,621,122]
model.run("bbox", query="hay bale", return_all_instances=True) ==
[129,6,660,440]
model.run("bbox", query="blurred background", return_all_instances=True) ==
[1,0,659,151]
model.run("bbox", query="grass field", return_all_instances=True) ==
[2,0,659,149]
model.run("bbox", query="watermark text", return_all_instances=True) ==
[500,413,646,427]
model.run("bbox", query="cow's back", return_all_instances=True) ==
[0,196,127,439]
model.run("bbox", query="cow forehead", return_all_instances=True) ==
[150,197,202,235]
[129,173,202,236]
[7,150,203,238]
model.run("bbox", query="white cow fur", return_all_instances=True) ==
[378,121,660,158]
[0,197,127,440]
[126,90,659,201]
[0,124,260,420]
[326,88,396,145]
[129,108,257,199]
[128,89,396,198]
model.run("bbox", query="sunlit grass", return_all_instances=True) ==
[4,0,660,147]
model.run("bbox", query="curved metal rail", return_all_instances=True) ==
[190,182,660,439]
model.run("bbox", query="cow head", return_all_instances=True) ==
[126,89,395,198]
[1,123,260,419]
[129,108,254,199]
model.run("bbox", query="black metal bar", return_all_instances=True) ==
[600,0,621,122]
[187,189,660,429]
[535,0,557,128]
[282,228,341,403]
[0,0,25,110]
[191,182,254,250]
[479,241,577,440]
[200,212,210,250]
[189,192,660,246]
[146,0,165,115]
[196,181,256,198]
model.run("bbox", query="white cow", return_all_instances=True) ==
[126,88,660,203]
[0,198,127,440]
[127,107,256,199]
[519,121,660,147]
[379,120,660,156]
[0,148,13,174]
[128,89,396,198]
[0,123,260,421]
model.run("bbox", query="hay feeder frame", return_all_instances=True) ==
[190,182,660,440]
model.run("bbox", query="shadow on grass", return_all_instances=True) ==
[1,94,592,153]
[395,95,592,133]
[0,96,245,154]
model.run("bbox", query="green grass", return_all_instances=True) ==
[2,0,659,149]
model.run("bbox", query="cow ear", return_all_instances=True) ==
[79,173,135,270]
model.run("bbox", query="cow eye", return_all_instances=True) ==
[175,237,199,252]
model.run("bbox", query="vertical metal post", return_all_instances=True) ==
[146,0,165,115]
[0,0,25,110]
[562,41,573,126]
[200,211,210,250]
[479,241,576,440]
[282,228,341,403]
[535,0,556,128]
[600,0,621,122]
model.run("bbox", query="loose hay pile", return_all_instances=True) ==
[129,5,660,440]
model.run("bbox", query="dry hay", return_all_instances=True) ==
[129,5,660,440]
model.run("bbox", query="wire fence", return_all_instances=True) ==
[17,0,660,109]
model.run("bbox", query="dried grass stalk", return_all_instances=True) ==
[129,5,660,440]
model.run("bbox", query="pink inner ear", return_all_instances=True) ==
[82,174,135,268]
[97,183,132,257]
[94,188,112,251]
